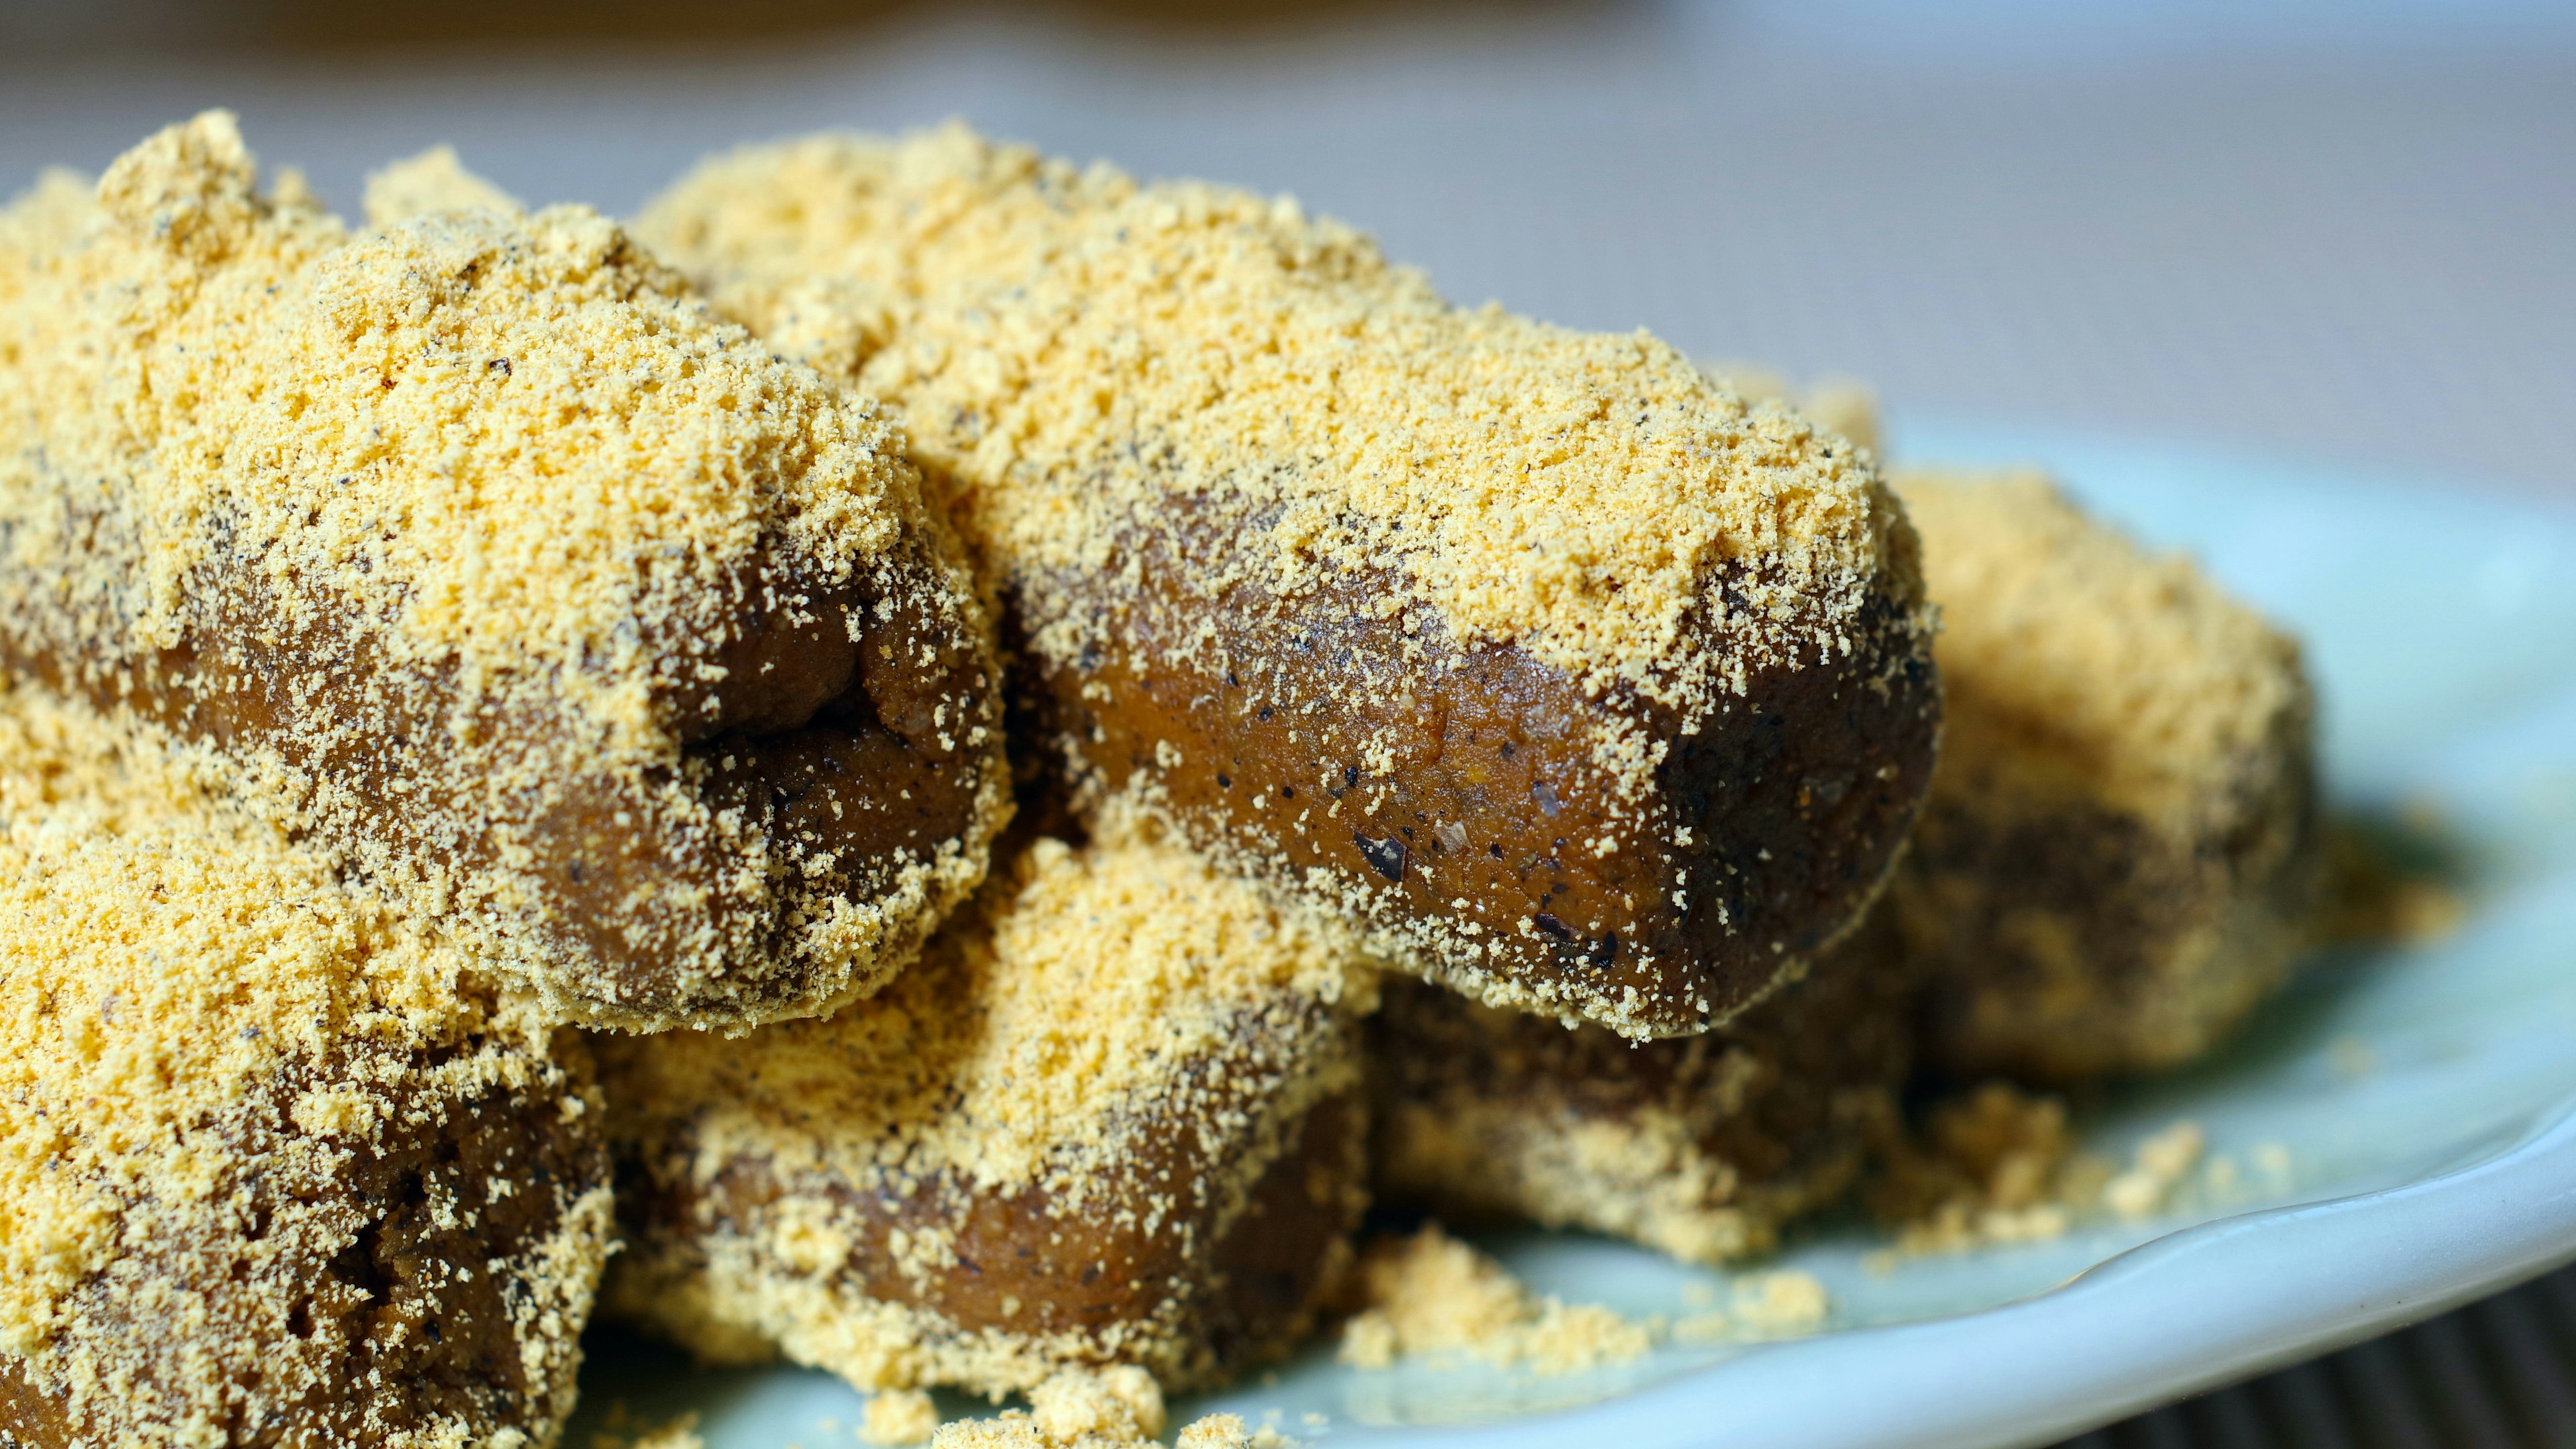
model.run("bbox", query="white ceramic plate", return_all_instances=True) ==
[568,423,2576,1449]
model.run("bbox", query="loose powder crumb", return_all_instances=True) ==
[2102,1121,2207,1221]
[865,1389,943,1446]
[926,1368,1294,1448]
[1878,1085,2216,1253]
[1335,1225,1656,1375]
[1728,1271,1831,1338]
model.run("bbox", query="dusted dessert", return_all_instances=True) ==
[0,113,1010,1034]
[598,820,1375,1395]
[0,685,613,1449]
[1888,470,2319,1079]
[636,124,1939,1039]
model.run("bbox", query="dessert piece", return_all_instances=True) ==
[1369,904,1911,1265]
[636,123,1940,1040]
[597,820,1376,1396]
[0,684,614,1449]
[0,113,1010,1033]
[1887,470,2319,1079]
[1369,468,2316,1254]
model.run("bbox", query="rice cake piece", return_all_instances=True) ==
[0,685,614,1449]
[1887,469,2320,1079]
[0,113,1009,1033]
[597,822,1376,1395]
[636,123,1939,1041]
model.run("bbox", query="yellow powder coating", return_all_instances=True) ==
[1890,469,2318,1079]
[0,684,614,1447]
[1334,1226,1654,1376]
[598,819,1375,1397]
[0,114,1010,1030]
[8,111,914,695]
[363,143,524,226]
[636,125,1939,1039]
[863,1388,943,1446]
[641,122,1912,718]
[1899,472,2304,830]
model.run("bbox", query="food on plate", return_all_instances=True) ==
[0,107,2347,1440]
[1368,905,1911,1265]
[1887,470,2319,1080]
[596,820,1377,1395]
[636,123,1941,1040]
[0,685,613,1449]
[0,113,1010,1033]
[1366,461,2318,1256]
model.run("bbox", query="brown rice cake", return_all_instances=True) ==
[0,113,1010,1033]
[596,820,1376,1396]
[1890,468,2319,1080]
[635,123,1940,1040]
[0,684,614,1449]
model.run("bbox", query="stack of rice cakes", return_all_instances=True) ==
[0,113,2322,1446]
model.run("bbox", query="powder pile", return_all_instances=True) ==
[1335,1226,1655,1376]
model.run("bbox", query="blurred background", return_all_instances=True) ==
[3,0,2572,498]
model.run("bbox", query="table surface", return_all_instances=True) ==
[3,4,2571,1442]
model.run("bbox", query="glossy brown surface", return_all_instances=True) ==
[616,1088,1366,1391]
[0,535,1000,1029]
[0,1063,608,1449]
[1024,508,1940,1038]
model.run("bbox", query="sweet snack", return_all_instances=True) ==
[1368,904,1912,1265]
[636,123,1941,1039]
[1888,470,2319,1079]
[0,684,614,1448]
[597,820,1376,1396]
[1368,465,2316,1255]
[0,113,1010,1032]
